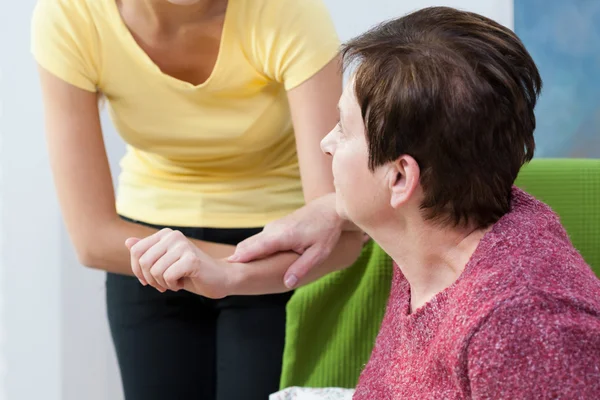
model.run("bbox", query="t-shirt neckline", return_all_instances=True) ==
[107,0,233,90]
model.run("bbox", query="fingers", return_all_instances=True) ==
[148,246,183,290]
[163,253,195,291]
[125,238,144,284]
[283,245,327,289]
[128,228,205,294]
[228,231,286,263]
[139,242,170,292]
[131,229,173,290]
[128,229,170,285]
[128,228,176,291]
[125,237,140,249]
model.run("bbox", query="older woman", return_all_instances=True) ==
[319,6,600,399]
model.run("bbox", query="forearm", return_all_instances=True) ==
[80,218,235,275]
[226,231,363,295]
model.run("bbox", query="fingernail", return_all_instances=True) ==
[228,254,239,262]
[284,274,298,289]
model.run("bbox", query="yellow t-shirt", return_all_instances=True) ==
[31,0,340,228]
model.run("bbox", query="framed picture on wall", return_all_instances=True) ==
[515,0,600,158]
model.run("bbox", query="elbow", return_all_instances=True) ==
[74,245,101,269]
[72,236,104,270]
[76,251,99,269]
[67,219,117,270]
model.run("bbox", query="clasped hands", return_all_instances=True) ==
[126,228,233,299]
[126,194,361,297]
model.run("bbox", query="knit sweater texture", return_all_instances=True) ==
[353,187,600,399]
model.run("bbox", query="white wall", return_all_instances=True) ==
[59,112,125,400]
[0,1,512,399]
[1,1,63,399]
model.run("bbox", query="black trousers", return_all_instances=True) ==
[106,219,293,400]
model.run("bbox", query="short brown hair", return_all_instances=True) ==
[342,6,542,228]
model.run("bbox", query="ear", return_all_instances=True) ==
[389,155,420,209]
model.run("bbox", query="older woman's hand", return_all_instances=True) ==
[228,193,357,288]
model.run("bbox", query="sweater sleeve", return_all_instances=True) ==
[466,294,600,399]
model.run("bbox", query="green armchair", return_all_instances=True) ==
[515,158,600,275]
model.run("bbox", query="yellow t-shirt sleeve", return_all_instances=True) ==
[31,0,99,92]
[258,0,341,91]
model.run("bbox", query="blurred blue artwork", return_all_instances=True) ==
[514,0,600,157]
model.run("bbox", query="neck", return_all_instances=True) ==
[121,0,224,28]
[369,213,490,313]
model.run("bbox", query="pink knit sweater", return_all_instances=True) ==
[353,187,600,399]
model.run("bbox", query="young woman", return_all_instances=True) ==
[31,0,362,399]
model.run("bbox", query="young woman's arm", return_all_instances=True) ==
[126,226,363,298]
[128,57,365,295]
[37,66,235,276]
[288,56,340,203]
[229,56,363,287]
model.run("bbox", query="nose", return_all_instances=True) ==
[320,129,335,156]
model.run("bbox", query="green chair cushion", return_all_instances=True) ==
[280,240,393,389]
[515,158,600,274]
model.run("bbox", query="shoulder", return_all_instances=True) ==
[449,195,600,323]
[469,250,599,312]
[234,0,340,89]
[233,0,338,49]
[32,0,96,24]
[441,243,600,360]
[236,0,334,26]
[269,0,334,21]
[31,0,102,91]
[32,0,99,44]
[475,290,600,333]
[464,289,600,367]
[449,256,600,333]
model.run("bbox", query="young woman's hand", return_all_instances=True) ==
[126,229,232,299]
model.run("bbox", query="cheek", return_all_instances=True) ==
[332,146,388,224]
[331,153,352,218]
[332,146,370,201]
[331,148,352,188]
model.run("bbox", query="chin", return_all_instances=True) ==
[336,202,354,223]
[335,202,347,220]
